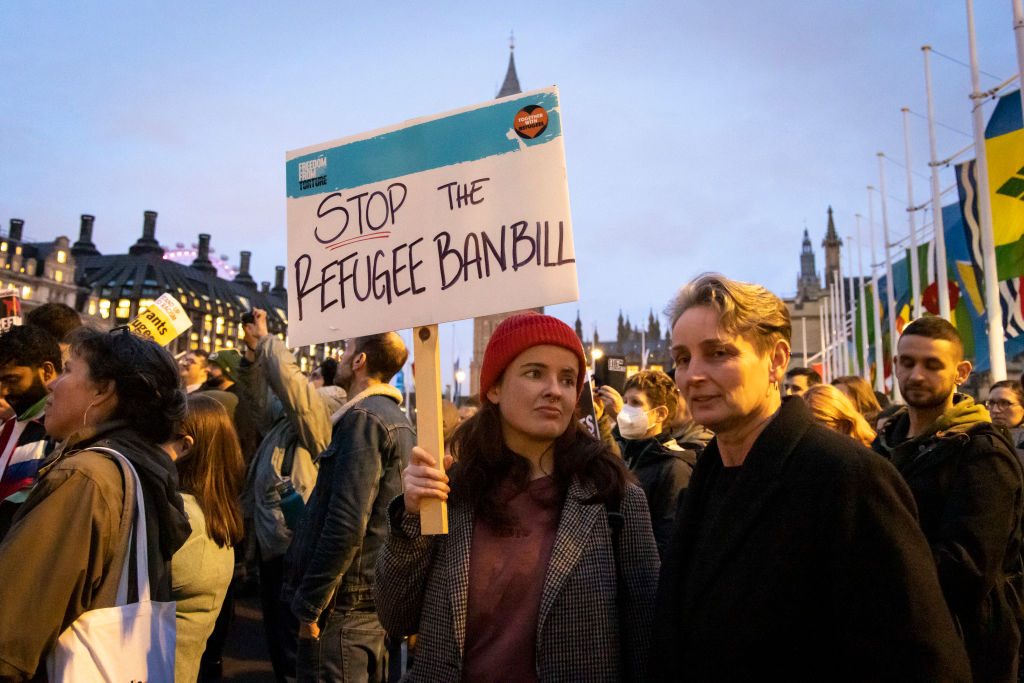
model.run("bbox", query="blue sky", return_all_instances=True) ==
[0,1,1017,391]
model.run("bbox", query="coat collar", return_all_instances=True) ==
[678,396,809,602]
[537,478,602,638]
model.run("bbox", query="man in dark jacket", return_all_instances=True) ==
[284,332,415,683]
[612,369,696,558]
[874,316,1024,682]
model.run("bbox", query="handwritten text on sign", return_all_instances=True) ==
[285,86,578,347]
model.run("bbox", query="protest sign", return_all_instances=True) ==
[286,87,579,534]
[0,290,22,333]
[128,293,192,346]
[285,85,578,348]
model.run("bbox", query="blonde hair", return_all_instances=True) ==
[803,384,876,447]
[831,375,882,424]
[665,273,791,354]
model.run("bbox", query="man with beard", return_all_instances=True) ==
[874,316,1024,682]
[283,332,414,683]
[0,324,60,537]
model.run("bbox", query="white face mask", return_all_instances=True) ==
[617,404,651,439]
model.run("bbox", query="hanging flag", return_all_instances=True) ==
[983,91,1024,279]
[956,158,1024,348]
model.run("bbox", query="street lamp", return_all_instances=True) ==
[454,369,466,403]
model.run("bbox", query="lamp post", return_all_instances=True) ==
[454,369,466,404]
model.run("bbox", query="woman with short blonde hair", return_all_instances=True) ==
[651,272,968,680]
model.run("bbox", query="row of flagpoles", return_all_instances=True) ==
[816,0,1024,398]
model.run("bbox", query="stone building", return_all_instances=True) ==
[0,218,86,318]
[3,211,340,372]
[784,206,853,370]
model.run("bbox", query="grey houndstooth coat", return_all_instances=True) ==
[375,479,659,682]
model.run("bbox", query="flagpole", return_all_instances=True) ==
[878,153,902,401]
[923,46,952,320]
[868,187,886,394]
[834,254,848,376]
[831,280,842,378]
[854,217,870,380]
[966,0,1008,381]
[817,304,826,376]
[902,108,924,320]
[1014,0,1024,117]
[801,316,808,366]
[846,231,861,376]
[822,294,831,382]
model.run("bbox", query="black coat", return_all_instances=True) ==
[874,403,1024,683]
[617,432,696,559]
[651,397,969,682]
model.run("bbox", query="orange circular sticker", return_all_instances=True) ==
[513,105,549,139]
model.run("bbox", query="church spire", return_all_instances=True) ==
[821,206,843,288]
[796,227,821,301]
[497,31,521,98]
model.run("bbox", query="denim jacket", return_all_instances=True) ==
[284,387,414,624]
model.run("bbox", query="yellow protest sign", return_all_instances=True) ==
[128,293,191,346]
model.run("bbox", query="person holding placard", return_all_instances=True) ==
[375,312,659,682]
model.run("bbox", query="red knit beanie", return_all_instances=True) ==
[479,311,588,402]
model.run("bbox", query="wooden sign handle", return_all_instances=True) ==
[412,324,448,535]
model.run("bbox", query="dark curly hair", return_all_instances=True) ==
[0,324,61,371]
[68,327,186,444]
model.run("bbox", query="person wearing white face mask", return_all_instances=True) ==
[612,369,697,559]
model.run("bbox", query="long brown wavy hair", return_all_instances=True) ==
[176,394,245,547]
[449,398,628,527]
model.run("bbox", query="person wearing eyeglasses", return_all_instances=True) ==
[988,380,1024,458]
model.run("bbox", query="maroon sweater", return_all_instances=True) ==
[462,476,561,682]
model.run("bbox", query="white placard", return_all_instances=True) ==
[285,86,578,347]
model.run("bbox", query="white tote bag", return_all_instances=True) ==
[46,448,176,682]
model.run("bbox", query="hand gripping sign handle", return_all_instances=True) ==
[413,325,448,535]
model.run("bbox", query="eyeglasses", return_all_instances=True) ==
[986,399,1021,410]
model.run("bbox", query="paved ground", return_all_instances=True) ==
[220,594,276,682]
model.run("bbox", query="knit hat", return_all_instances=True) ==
[479,311,588,402]
[208,348,240,383]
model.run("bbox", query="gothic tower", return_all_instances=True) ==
[796,229,820,301]
[822,206,842,288]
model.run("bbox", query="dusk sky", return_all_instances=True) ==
[1,1,1018,391]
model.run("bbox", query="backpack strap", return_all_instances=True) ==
[280,439,298,478]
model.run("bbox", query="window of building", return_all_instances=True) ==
[99,299,111,319]
[57,251,66,264]
[54,270,63,283]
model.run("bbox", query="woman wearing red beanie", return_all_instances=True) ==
[375,311,659,682]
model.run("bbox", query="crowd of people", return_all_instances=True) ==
[0,272,1023,681]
